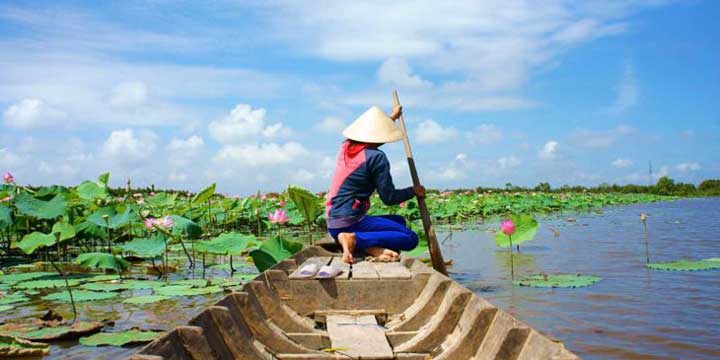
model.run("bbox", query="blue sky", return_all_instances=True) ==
[0,0,718,195]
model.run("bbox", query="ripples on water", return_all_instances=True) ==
[444,198,720,359]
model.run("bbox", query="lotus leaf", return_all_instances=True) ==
[155,285,223,297]
[15,232,57,255]
[80,280,164,292]
[13,279,83,290]
[0,205,12,230]
[495,214,538,248]
[287,185,321,224]
[76,180,108,201]
[79,329,162,347]
[0,305,13,312]
[87,206,135,229]
[123,295,170,305]
[0,293,29,306]
[170,215,202,239]
[75,253,129,271]
[646,258,720,271]
[120,235,165,258]
[0,334,49,357]
[145,192,177,208]
[0,272,55,285]
[42,290,118,303]
[195,232,256,256]
[14,193,67,219]
[51,220,76,242]
[192,183,216,205]
[249,236,302,272]
[0,320,103,341]
[513,274,601,288]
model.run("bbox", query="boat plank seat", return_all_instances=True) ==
[290,256,413,280]
[288,257,332,279]
[326,314,394,359]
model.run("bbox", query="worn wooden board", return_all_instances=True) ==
[330,257,351,280]
[351,261,379,280]
[289,257,332,279]
[326,315,393,359]
[374,262,413,279]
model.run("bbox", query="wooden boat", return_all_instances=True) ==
[131,244,579,359]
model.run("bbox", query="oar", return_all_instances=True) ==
[392,90,448,276]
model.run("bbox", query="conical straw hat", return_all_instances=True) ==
[342,106,405,143]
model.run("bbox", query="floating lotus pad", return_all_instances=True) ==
[0,293,29,306]
[41,290,118,303]
[0,321,103,341]
[79,280,165,292]
[646,258,720,271]
[154,285,223,297]
[13,278,84,290]
[79,329,163,347]
[0,305,14,312]
[513,274,601,288]
[0,272,55,285]
[0,334,50,357]
[123,295,170,305]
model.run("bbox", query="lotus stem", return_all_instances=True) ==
[643,221,650,264]
[53,233,77,324]
[509,234,515,281]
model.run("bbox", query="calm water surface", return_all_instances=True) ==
[8,198,719,359]
[444,197,720,359]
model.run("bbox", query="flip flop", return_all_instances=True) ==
[296,263,319,278]
[316,265,342,279]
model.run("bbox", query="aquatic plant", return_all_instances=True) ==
[513,274,601,288]
[641,212,650,263]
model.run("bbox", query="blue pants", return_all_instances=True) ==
[328,215,419,253]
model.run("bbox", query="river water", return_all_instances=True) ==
[444,197,720,359]
[13,198,720,359]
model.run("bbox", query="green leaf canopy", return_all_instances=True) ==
[495,214,538,247]
[51,220,76,242]
[87,206,135,229]
[76,181,108,201]
[249,236,302,272]
[75,253,129,272]
[195,232,257,256]
[14,193,67,219]
[0,206,12,230]
[287,185,321,224]
[170,215,202,239]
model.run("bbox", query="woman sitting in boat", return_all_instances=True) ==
[325,105,424,264]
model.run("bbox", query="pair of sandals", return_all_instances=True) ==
[296,263,342,279]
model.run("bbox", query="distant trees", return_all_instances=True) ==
[699,179,720,195]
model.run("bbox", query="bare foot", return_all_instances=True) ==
[338,233,356,264]
[365,247,400,262]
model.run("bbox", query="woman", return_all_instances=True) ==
[325,105,425,264]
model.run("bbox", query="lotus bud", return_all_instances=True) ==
[501,219,516,236]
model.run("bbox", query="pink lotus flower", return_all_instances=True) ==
[144,216,174,231]
[399,201,406,208]
[268,209,289,224]
[640,213,647,222]
[3,172,14,184]
[441,191,452,197]
[501,219,516,236]
[278,201,286,207]
[0,196,11,203]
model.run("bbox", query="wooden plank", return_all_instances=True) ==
[326,315,393,359]
[329,257,351,280]
[374,262,413,279]
[350,261,379,280]
[288,257,331,279]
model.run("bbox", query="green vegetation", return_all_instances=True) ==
[513,274,601,288]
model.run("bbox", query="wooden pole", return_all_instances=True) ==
[392,90,448,276]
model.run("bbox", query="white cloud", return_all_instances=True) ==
[415,119,458,144]
[429,153,472,182]
[213,142,309,167]
[167,135,204,154]
[612,158,633,168]
[539,141,559,160]
[466,124,502,145]
[3,98,66,128]
[168,171,188,183]
[610,63,638,114]
[109,81,148,107]
[102,128,157,161]
[291,168,316,183]
[498,155,521,169]
[208,104,290,143]
[314,117,347,134]
[675,162,700,172]
[377,57,432,89]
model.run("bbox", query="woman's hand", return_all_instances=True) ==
[413,185,426,198]
[390,105,402,120]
